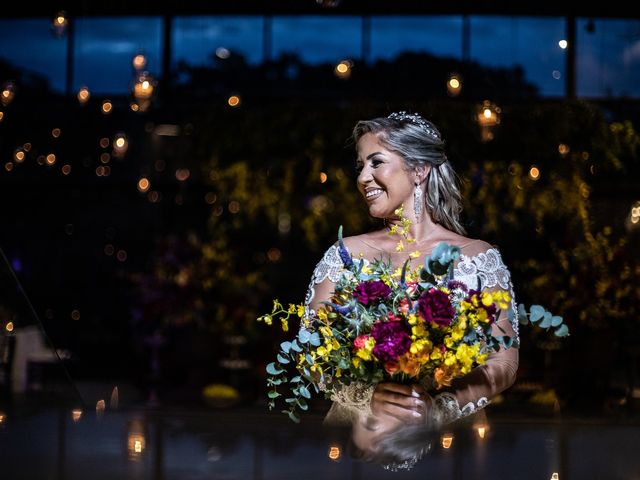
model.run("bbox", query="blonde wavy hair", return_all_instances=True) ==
[352,114,466,235]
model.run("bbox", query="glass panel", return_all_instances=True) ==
[173,16,264,68]
[370,16,463,61]
[272,16,361,64]
[469,16,566,97]
[0,18,67,94]
[576,18,640,98]
[73,16,163,95]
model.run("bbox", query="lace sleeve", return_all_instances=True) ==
[429,246,519,428]
[303,244,375,426]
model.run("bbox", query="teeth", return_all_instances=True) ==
[366,189,383,199]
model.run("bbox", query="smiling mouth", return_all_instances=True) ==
[365,189,384,201]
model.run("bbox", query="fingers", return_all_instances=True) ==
[371,382,431,423]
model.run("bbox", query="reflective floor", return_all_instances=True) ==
[2,400,640,480]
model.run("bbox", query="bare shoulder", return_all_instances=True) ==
[342,229,389,255]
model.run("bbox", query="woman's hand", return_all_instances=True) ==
[370,382,432,424]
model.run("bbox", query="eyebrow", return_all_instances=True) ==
[366,151,383,160]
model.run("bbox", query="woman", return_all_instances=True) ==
[304,111,519,432]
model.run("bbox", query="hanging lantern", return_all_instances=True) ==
[51,11,69,38]
[476,100,501,142]
[1,82,16,107]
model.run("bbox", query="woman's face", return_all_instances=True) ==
[356,132,415,219]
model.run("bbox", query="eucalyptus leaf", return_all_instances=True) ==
[551,315,563,327]
[539,311,553,328]
[290,340,303,352]
[277,354,290,364]
[554,324,570,337]
[287,411,300,423]
[309,332,321,346]
[266,362,284,375]
[529,305,545,322]
[268,390,281,399]
[298,329,311,344]
[299,386,311,399]
[280,341,292,354]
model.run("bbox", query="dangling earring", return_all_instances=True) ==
[413,183,423,221]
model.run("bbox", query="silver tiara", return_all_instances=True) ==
[388,111,441,140]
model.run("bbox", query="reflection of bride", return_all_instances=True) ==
[304,112,519,467]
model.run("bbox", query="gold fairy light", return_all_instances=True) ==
[529,166,540,180]
[14,149,25,163]
[77,86,90,105]
[0,111,4,122]
[227,95,240,107]
[137,177,150,193]
[101,100,113,115]
[476,100,501,142]
[447,73,463,96]
[132,54,147,71]
[112,133,128,158]
[51,11,69,37]
[1,82,16,107]
[334,60,353,79]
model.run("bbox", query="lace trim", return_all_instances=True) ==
[329,382,374,416]
[304,245,343,316]
[431,392,489,427]
[453,248,519,341]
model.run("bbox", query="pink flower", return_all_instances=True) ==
[353,335,369,350]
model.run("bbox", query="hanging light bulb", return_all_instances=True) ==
[51,11,69,38]
[334,59,353,79]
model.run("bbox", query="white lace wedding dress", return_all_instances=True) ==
[303,236,520,428]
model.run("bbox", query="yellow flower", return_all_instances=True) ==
[257,314,273,326]
[320,326,333,338]
[287,303,296,314]
[409,250,421,258]
[280,318,289,332]
[296,304,305,317]
[352,357,361,368]
[395,240,405,252]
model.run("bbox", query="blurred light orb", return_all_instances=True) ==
[558,143,570,156]
[552,70,562,80]
[71,310,81,321]
[0,111,4,122]
[51,11,69,38]
[228,95,241,107]
[529,166,540,180]
[46,153,56,165]
[558,39,568,49]
[175,168,191,181]
[1,82,16,107]
[14,149,25,163]
[215,47,231,59]
[77,86,90,104]
[132,54,147,71]
[627,200,640,231]
[71,409,83,422]
[446,73,463,96]
[334,60,353,79]
[62,164,71,175]
[52,128,61,138]
[112,133,129,157]
[101,100,113,114]
[137,177,150,193]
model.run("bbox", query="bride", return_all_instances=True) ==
[304,112,519,460]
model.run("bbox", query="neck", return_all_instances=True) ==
[386,213,440,244]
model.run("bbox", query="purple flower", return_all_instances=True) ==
[418,288,455,327]
[353,280,391,306]
[371,321,412,363]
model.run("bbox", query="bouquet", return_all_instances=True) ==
[258,208,568,422]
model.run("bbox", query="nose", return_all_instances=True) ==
[357,164,372,187]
